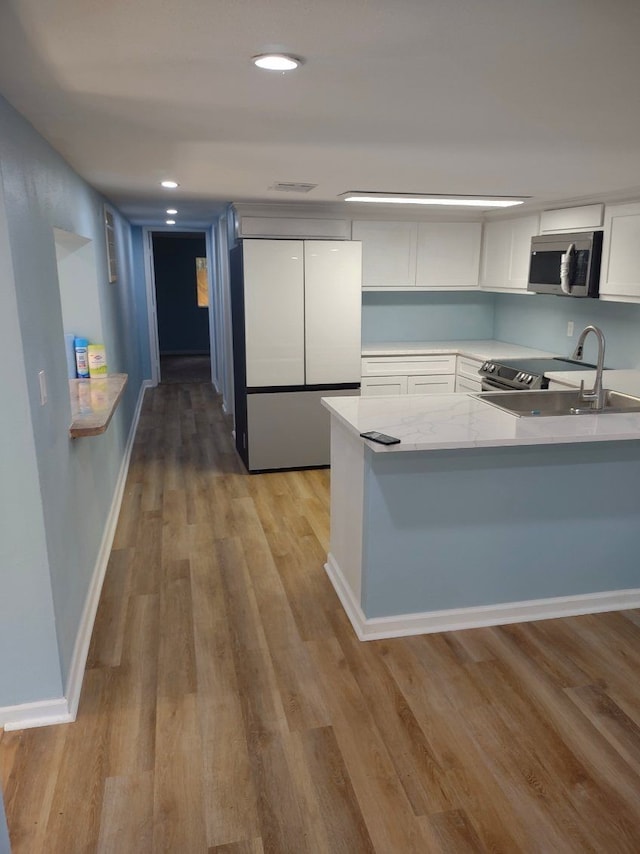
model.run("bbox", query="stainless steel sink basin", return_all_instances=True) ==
[474,388,640,417]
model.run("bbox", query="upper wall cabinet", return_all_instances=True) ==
[353,220,481,290]
[479,214,540,292]
[352,221,417,287]
[539,203,603,234]
[599,202,640,303]
[415,222,481,288]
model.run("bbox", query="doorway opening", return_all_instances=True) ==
[151,231,211,384]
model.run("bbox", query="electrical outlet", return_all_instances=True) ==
[567,321,574,337]
[38,370,47,405]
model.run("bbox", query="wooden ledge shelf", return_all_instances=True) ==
[69,373,128,438]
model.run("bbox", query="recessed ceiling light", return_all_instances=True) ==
[340,192,527,208]
[161,180,179,189]
[166,219,176,225]
[166,208,178,215]
[252,53,302,71]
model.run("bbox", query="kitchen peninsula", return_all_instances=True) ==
[322,391,640,640]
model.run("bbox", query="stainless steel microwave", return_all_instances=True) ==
[527,230,603,298]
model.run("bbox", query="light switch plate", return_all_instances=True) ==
[567,321,574,337]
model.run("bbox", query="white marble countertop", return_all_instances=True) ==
[322,392,640,453]
[361,339,557,360]
[546,368,640,396]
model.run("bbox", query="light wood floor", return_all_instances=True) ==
[3,382,640,853]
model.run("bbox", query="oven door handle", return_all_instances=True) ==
[481,377,513,391]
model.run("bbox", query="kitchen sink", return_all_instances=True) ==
[474,388,640,417]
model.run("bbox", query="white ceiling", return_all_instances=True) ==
[2,0,640,226]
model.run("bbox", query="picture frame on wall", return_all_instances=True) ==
[196,257,208,307]
[104,205,117,282]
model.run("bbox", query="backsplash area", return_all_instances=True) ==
[362,290,640,369]
[494,294,640,369]
[362,291,495,343]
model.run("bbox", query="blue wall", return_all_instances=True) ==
[494,293,640,368]
[362,442,640,618]
[0,94,149,708]
[362,291,495,343]
[362,288,640,369]
[0,791,10,854]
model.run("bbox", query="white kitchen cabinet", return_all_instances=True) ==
[479,214,540,292]
[362,354,457,377]
[539,204,603,234]
[361,375,408,395]
[304,241,362,384]
[408,375,455,393]
[455,354,484,393]
[415,222,481,288]
[352,221,417,287]
[361,353,457,396]
[599,202,640,303]
[354,219,481,290]
[455,375,482,393]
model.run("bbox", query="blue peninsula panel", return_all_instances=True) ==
[361,441,640,618]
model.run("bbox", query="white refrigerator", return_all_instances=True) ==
[230,238,361,472]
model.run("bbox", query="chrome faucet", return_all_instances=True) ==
[571,325,606,410]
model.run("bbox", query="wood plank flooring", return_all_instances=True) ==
[3,382,640,852]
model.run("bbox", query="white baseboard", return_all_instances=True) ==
[0,380,151,732]
[325,553,368,638]
[325,553,640,641]
[1,698,73,732]
[65,379,152,720]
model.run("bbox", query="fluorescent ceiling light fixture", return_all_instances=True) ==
[166,208,178,215]
[340,192,526,208]
[252,53,302,71]
[166,219,176,225]
[161,180,179,189]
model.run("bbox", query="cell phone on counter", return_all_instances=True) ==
[360,431,401,445]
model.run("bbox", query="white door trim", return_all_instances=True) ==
[142,226,212,387]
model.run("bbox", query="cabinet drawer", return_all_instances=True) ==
[456,355,484,381]
[362,354,456,377]
[361,375,408,396]
[408,375,455,394]
[455,375,482,393]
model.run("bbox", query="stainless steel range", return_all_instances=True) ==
[479,357,600,391]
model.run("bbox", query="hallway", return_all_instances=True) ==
[2,383,640,852]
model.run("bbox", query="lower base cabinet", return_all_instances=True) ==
[455,375,482,393]
[361,375,408,396]
[362,354,460,396]
[408,375,455,393]
[455,354,483,393]
[361,352,484,397]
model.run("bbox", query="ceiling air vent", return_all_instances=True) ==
[271,182,317,193]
